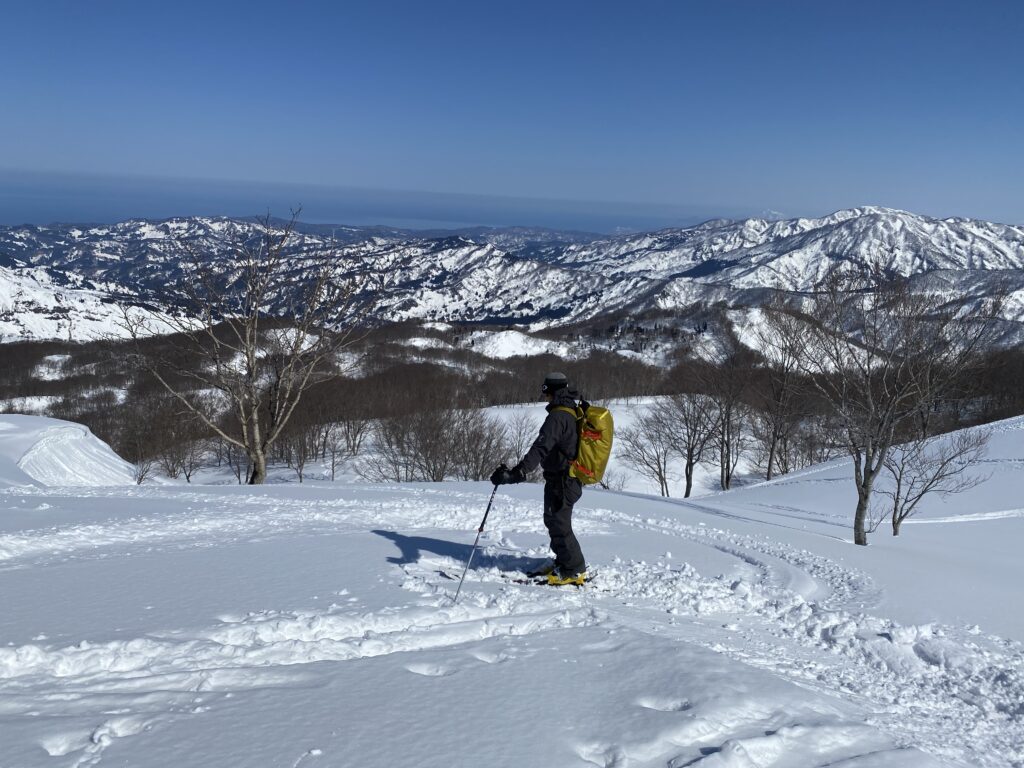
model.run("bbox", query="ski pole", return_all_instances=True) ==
[453,482,500,604]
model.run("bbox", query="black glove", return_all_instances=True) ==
[490,464,525,486]
[490,464,512,485]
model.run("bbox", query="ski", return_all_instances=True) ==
[436,568,599,588]
[437,568,543,585]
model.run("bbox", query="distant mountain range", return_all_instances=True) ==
[2,207,1022,343]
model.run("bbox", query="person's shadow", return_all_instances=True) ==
[372,529,539,573]
[372,529,472,565]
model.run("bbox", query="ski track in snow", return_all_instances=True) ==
[1,483,1021,767]
[906,507,1024,524]
[0,600,601,685]
[576,505,1023,768]
[409,519,1023,766]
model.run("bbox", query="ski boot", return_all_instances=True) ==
[547,568,588,587]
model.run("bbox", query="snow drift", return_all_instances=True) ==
[0,414,134,488]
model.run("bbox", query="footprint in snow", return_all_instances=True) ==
[404,662,456,677]
[470,649,511,664]
[635,696,693,713]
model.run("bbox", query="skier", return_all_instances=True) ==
[490,372,588,586]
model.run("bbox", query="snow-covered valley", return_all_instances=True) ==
[0,414,1021,767]
[3,207,1024,344]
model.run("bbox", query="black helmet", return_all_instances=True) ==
[541,371,568,394]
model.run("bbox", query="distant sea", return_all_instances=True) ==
[0,169,737,233]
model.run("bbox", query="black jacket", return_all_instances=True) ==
[516,390,579,479]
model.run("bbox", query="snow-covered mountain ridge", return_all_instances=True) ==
[2,207,1023,342]
[560,206,1024,284]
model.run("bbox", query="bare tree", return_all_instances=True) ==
[406,408,461,482]
[701,344,754,491]
[753,298,808,480]
[507,409,542,482]
[151,395,210,480]
[507,409,540,459]
[789,415,842,471]
[324,424,352,481]
[337,411,372,456]
[360,417,417,482]
[798,270,998,545]
[657,393,716,497]
[360,406,508,483]
[118,212,368,484]
[116,395,160,484]
[157,446,184,480]
[132,457,154,485]
[451,410,509,481]
[716,401,750,491]
[599,467,628,492]
[878,428,990,536]
[179,438,208,483]
[617,409,675,497]
[220,438,250,484]
[290,427,314,483]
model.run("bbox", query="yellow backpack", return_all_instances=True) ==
[554,402,614,485]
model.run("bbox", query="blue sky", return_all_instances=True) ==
[1,1,1022,229]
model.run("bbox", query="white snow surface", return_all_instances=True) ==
[0,263,177,342]
[0,265,128,342]
[0,414,134,488]
[0,414,1022,767]
[467,329,574,359]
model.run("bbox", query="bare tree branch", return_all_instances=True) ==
[796,268,1000,544]
[878,428,991,535]
[116,211,374,483]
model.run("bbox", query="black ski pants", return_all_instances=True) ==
[542,475,585,576]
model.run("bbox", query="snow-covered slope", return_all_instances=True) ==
[0,414,134,488]
[0,414,1021,766]
[3,207,1024,341]
[0,264,121,341]
[466,329,573,359]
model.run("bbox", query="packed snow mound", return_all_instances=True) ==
[0,414,134,488]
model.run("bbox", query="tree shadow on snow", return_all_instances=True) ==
[372,530,540,573]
